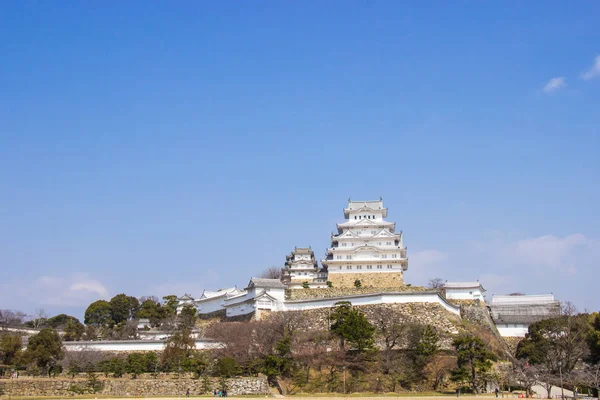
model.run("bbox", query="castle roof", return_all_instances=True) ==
[200,287,239,300]
[245,278,287,290]
[491,294,557,305]
[444,281,486,291]
[344,199,388,218]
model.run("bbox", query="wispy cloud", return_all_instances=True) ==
[514,234,587,268]
[543,77,566,93]
[410,250,448,267]
[35,274,110,307]
[581,55,600,80]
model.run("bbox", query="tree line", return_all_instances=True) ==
[3,296,600,396]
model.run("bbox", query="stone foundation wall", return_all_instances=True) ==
[327,271,405,288]
[0,377,268,397]
[266,302,462,349]
[287,285,426,300]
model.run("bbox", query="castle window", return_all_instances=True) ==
[371,230,376,234]
[339,266,342,270]
[387,265,392,269]
[342,242,347,247]
[381,255,387,259]
[367,265,372,269]
[336,255,342,260]
[347,265,352,270]
[354,216,357,220]
[346,255,352,260]
[392,254,397,258]
[386,242,392,245]
[357,265,362,269]
[377,265,382,269]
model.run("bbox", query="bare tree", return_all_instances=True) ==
[425,355,456,391]
[139,295,160,303]
[0,309,28,327]
[259,266,283,280]
[371,307,409,350]
[512,360,539,397]
[61,348,105,376]
[427,278,445,290]
[30,308,48,329]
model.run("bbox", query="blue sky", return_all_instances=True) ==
[1,1,599,319]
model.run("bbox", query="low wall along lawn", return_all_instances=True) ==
[0,377,269,397]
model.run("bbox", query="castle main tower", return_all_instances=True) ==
[321,199,408,288]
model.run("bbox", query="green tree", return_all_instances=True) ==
[262,334,293,385]
[183,351,210,378]
[216,357,239,378]
[84,300,112,327]
[137,299,164,327]
[450,334,497,393]
[330,301,376,352]
[46,314,80,329]
[145,352,160,376]
[179,304,198,329]
[201,374,212,393]
[588,313,600,364]
[0,333,23,366]
[516,312,590,373]
[161,328,196,371]
[63,319,85,341]
[354,279,362,288]
[109,294,140,325]
[302,281,310,289]
[101,357,125,378]
[406,324,441,385]
[416,325,440,358]
[126,353,147,378]
[25,328,64,377]
[162,295,179,316]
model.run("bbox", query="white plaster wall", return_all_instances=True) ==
[281,293,460,316]
[266,288,285,302]
[196,297,225,314]
[226,302,254,317]
[496,324,529,337]
[446,288,484,300]
[64,339,220,352]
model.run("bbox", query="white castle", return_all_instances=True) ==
[176,199,560,338]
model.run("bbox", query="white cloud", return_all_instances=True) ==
[581,55,600,80]
[514,233,587,268]
[543,77,566,93]
[410,250,448,267]
[35,274,110,307]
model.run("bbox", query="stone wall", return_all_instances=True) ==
[287,285,426,300]
[266,302,463,349]
[327,271,405,288]
[1,377,268,397]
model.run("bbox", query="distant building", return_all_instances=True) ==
[224,278,287,318]
[195,287,243,315]
[281,247,328,289]
[443,281,486,301]
[321,199,408,288]
[489,293,561,337]
[175,294,196,314]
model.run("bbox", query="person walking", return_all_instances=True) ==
[186,388,190,397]
[495,388,499,398]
